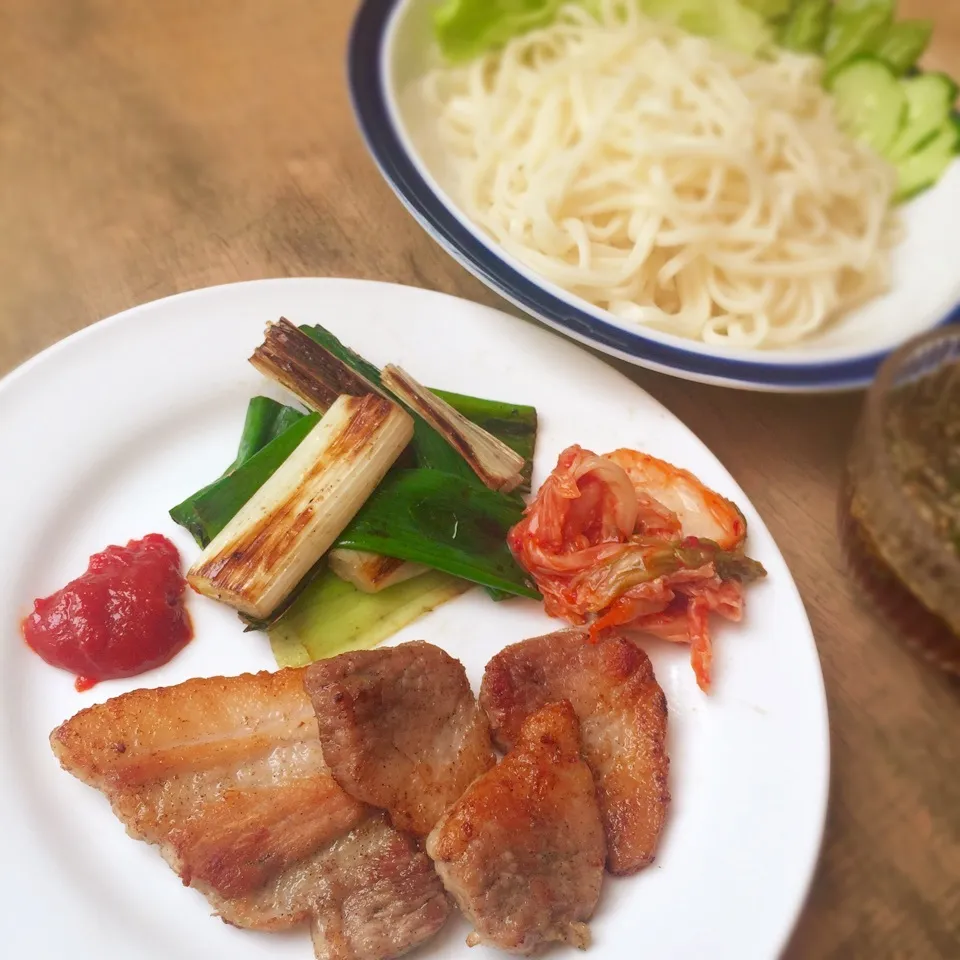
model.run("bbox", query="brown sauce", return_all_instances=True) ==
[839,470,959,675]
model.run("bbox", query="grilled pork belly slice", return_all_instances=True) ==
[304,641,495,836]
[480,628,670,874]
[211,813,450,960]
[50,668,368,895]
[427,701,606,955]
[50,668,450,960]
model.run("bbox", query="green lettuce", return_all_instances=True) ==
[433,0,775,62]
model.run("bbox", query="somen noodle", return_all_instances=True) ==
[419,0,901,348]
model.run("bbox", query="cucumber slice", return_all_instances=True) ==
[830,58,906,156]
[824,0,895,77]
[873,19,934,76]
[895,123,960,202]
[889,73,960,162]
[779,0,831,53]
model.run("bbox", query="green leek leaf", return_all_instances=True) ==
[170,411,320,548]
[335,469,540,599]
[268,566,471,666]
[169,396,307,543]
[232,396,306,469]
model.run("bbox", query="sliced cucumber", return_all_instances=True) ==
[824,0,895,78]
[895,123,960,202]
[830,57,906,156]
[889,73,959,162]
[873,19,934,76]
[779,0,831,53]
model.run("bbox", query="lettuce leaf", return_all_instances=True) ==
[434,0,773,62]
[434,0,567,61]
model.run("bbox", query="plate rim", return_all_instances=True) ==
[0,276,831,958]
[346,0,960,392]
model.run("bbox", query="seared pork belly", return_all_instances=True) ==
[50,668,449,960]
[304,641,495,836]
[212,813,450,960]
[480,628,670,874]
[427,701,606,955]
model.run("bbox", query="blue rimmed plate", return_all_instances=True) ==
[348,0,960,392]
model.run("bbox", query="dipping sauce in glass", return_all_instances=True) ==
[838,327,960,675]
[21,534,193,690]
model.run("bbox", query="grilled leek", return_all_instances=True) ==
[171,406,319,548]
[250,319,531,586]
[328,548,429,593]
[187,394,413,619]
[249,318,384,412]
[249,321,429,588]
[381,364,525,492]
[268,566,470,667]
[260,319,539,488]
[336,468,539,598]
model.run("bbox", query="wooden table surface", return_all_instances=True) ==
[3,1,958,956]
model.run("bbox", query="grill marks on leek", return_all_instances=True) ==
[427,387,538,493]
[298,322,538,491]
[249,320,427,589]
[172,408,320,548]
[250,318,384,413]
[328,549,429,593]
[243,319,539,596]
[170,319,540,657]
[381,364,525,493]
[187,394,414,619]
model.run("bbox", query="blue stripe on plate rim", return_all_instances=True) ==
[347,0,960,391]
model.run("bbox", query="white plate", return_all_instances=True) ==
[348,0,960,391]
[0,278,829,959]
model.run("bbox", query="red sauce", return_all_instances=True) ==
[21,534,193,690]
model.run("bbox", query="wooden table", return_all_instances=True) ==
[2,1,958,956]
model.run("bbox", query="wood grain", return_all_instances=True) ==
[1,1,958,957]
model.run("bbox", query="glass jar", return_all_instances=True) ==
[838,325,960,676]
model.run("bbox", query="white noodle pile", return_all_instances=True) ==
[420,0,900,347]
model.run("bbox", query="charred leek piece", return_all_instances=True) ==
[300,321,383,383]
[328,548,429,593]
[171,412,321,548]
[336,469,540,599]
[299,323,538,489]
[237,322,538,594]
[249,321,426,586]
[381,364,525,493]
[249,318,383,413]
[187,394,414,619]
[268,567,470,667]
[426,387,537,493]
